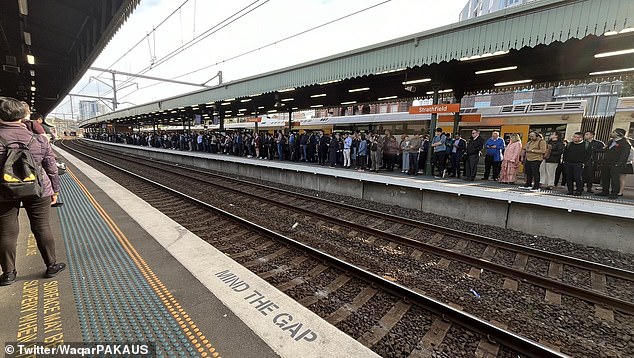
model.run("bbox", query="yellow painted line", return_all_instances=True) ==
[66,168,221,358]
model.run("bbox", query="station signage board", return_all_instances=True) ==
[409,103,460,114]
[247,117,262,123]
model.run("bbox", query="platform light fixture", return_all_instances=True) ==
[589,67,634,76]
[619,28,634,34]
[310,104,324,108]
[594,49,634,58]
[281,98,294,102]
[257,106,265,109]
[23,31,31,46]
[376,68,405,75]
[341,101,357,105]
[402,78,431,85]
[604,30,619,36]
[278,87,295,92]
[224,98,235,101]
[27,54,35,64]
[240,98,252,102]
[494,79,532,86]
[318,79,341,85]
[460,50,509,61]
[30,86,36,92]
[377,96,398,101]
[18,0,28,15]
[475,66,518,74]
[292,107,298,110]
[221,102,231,106]
[238,108,247,112]
[426,89,453,94]
[267,109,277,113]
[249,93,262,97]
[30,70,35,76]
[310,94,327,98]
[348,87,370,93]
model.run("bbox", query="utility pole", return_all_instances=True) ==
[111,71,117,110]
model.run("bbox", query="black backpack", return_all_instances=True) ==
[0,135,43,201]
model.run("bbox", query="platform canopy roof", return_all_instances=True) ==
[81,0,634,128]
[0,0,140,116]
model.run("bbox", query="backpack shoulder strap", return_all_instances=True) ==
[25,134,38,149]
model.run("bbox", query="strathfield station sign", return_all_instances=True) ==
[409,104,461,114]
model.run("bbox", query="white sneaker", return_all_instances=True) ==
[530,188,541,192]
[518,186,532,190]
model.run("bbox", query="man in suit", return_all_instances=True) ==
[464,129,484,181]
[450,133,466,178]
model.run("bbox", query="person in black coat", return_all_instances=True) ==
[597,128,631,199]
[318,132,329,166]
[329,133,340,167]
[450,133,466,177]
[464,129,485,181]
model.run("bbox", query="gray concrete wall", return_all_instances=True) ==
[82,140,634,254]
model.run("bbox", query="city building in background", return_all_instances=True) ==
[459,0,539,21]
[47,116,80,136]
[79,100,110,121]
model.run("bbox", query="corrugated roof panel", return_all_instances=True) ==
[83,0,634,125]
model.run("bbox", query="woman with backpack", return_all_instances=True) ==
[0,97,65,286]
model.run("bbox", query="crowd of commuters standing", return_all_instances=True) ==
[87,126,633,199]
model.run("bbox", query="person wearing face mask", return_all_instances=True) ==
[597,128,631,199]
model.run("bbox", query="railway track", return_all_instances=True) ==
[58,140,634,357]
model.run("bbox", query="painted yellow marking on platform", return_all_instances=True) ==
[17,280,39,344]
[26,234,38,256]
[67,168,222,358]
[43,280,64,346]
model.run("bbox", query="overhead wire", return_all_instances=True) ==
[101,0,268,97]
[116,0,392,101]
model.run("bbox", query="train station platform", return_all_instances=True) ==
[81,139,634,254]
[0,148,379,358]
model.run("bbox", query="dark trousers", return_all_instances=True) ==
[554,162,566,186]
[583,162,596,190]
[386,154,397,171]
[418,151,427,173]
[465,154,479,180]
[600,164,622,195]
[408,152,419,174]
[357,154,367,169]
[451,153,462,177]
[525,160,542,189]
[564,162,584,193]
[0,196,56,273]
[433,151,447,175]
[483,155,502,180]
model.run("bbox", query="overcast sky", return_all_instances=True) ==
[52,0,467,119]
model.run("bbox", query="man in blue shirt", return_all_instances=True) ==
[482,131,505,181]
[343,133,352,168]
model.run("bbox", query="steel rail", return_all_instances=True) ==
[72,139,634,282]
[65,140,634,314]
[60,141,569,358]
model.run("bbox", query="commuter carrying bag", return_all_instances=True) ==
[0,135,43,201]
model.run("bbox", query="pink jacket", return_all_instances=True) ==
[503,141,522,163]
[0,122,60,197]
